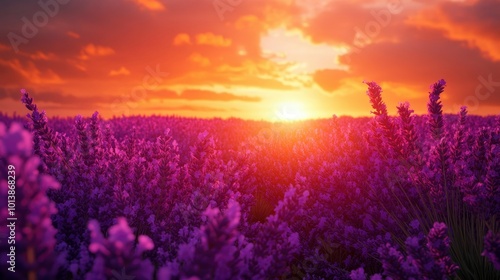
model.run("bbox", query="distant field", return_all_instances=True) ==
[1,81,499,279]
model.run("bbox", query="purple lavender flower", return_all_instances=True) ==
[364,81,402,157]
[161,200,251,280]
[451,106,468,162]
[397,102,419,162]
[86,217,154,280]
[350,267,367,280]
[483,231,500,270]
[0,122,63,279]
[427,79,446,140]
[373,222,458,279]
[426,222,459,277]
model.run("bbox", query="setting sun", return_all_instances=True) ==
[275,101,308,121]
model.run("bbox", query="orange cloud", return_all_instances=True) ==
[148,89,261,102]
[29,51,58,61]
[313,69,351,92]
[195,33,232,47]
[0,59,64,84]
[145,105,228,112]
[407,0,500,61]
[131,0,165,11]
[109,67,131,76]
[189,53,211,67]
[67,31,80,39]
[79,44,115,60]
[234,15,265,31]
[173,33,191,46]
[181,89,260,102]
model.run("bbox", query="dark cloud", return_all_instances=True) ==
[0,87,114,105]
[180,89,260,102]
[407,0,500,61]
[144,105,229,112]
[0,87,19,100]
[148,89,261,102]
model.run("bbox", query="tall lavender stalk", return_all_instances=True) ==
[0,122,63,279]
[365,81,402,158]
[397,102,419,163]
[451,106,468,163]
[20,89,68,172]
[483,231,500,270]
[427,79,446,140]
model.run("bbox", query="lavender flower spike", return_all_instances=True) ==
[427,79,446,140]
[364,81,387,117]
[427,222,459,277]
[483,231,500,270]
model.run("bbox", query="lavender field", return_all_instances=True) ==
[1,80,499,279]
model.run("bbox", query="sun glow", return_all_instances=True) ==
[275,101,308,121]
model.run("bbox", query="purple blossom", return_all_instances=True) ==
[364,81,403,157]
[427,79,446,140]
[373,223,458,279]
[483,231,500,270]
[86,217,154,280]
[0,122,63,279]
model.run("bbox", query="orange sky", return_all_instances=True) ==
[1,0,499,120]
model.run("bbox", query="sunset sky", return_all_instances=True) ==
[1,0,499,120]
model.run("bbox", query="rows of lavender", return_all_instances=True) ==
[1,80,499,279]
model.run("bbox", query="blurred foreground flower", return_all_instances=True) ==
[0,122,63,279]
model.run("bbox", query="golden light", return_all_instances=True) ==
[275,101,308,121]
